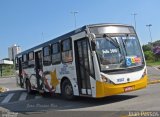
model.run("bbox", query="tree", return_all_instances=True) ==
[142,45,151,51]
[2,58,10,61]
[153,46,160,61]
[153,40,160,47]
[142,40,160,62]
[144,51,155,61]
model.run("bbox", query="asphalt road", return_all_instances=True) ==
[0,77,21,91]
[0,66,160,117]
[147,66,160,80]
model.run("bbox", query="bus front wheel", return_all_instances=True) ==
[62,80,74,100]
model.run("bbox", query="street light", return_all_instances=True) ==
[71,11,78,28]
[146,24,153,47]
[131,13,137,30]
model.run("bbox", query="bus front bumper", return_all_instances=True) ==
[96,75,148,98]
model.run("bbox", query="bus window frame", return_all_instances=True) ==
[22,53,28,69]
[51,42,61,65]
[61,38,73,63]
[28,51,35,68]
[28,51,34,61]
[43,45,52,66]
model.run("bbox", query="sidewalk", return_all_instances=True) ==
[0,77,22,92]
[0,75,15,79]
[147,66,160,84]
[148,75,160,84]
[0,76,13,92]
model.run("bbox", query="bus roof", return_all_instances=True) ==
[87,23,132,28]
[16,23,133,57]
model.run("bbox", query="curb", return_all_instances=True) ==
[148,80,160,84]
[0,87,9,93]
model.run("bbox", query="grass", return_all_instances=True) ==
[0,64,15,77]
[146,60,160,66]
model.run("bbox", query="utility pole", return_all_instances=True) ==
[146,24,153,48]
[71,11,78,29]
[131,13,137,31]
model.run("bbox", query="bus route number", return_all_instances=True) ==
[102,49,118,54]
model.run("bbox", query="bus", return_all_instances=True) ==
[15,23,148,99]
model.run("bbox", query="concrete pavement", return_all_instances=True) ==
[0,77,21,91]
[147,66,160,84]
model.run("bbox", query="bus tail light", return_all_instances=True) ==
[101,74,114,84]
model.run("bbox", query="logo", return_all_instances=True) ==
[126,56,141,66]
[117,78,124,82]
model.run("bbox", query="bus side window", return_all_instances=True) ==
[51,43,61,64]
[43,45,51,66]
[28,52,35,68]
[61,38,73,63]
[22,54,28,68]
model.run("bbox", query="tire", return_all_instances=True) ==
[20,77,24,88]
[26,80,32,94]
[62,80,75,100]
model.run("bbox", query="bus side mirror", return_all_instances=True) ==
[91,40,96,51]
[88,33,96,40]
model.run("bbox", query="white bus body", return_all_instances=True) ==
[15,24,148,99]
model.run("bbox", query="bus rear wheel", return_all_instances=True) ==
[62,80,74,100]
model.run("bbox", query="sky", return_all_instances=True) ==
[0,0,160,59]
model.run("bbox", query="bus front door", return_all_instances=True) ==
[35,51,43,90]
[75,38,92,95]
[18,57,23,87]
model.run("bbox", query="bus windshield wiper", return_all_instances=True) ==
[103,34,119,48]
[120,36,128,56]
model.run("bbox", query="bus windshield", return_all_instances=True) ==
[95,35,144,71]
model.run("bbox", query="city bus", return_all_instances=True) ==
[15,23,148,99]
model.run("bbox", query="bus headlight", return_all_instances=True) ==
[101,74,114,84]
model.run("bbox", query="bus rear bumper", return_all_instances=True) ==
[96,75,148,98]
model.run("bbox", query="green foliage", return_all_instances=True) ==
[0,64,15,77]
[146,60,160,66]
[142,40,160,64]
[142,45,151,51]
[153,40,160,46]
[144,51,155,61]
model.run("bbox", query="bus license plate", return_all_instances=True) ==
[124,86,134,92]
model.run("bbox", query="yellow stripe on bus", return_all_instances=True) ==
[96,75,148,98]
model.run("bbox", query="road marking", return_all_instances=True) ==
[1,93,14,104]
[148,80,160,84]
[19,92,28,101]
[35,95,42,99]
[154,66,160,71]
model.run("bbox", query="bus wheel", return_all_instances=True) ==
[26,80,32,94]
[62,80,74,100]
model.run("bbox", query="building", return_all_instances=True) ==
[8,44,21,61]
[0,59,13,65]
